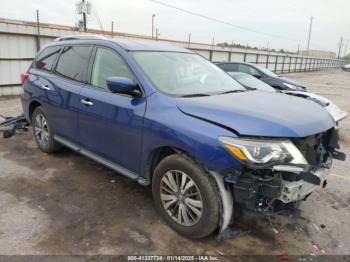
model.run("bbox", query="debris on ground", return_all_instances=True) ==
[312,223,320,232]
[0,114,29,138]
[312,242,326,254]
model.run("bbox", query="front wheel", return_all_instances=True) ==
[152,154,220,238]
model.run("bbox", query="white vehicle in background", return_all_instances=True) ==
[341,64,350,71]
[227,72,349,127]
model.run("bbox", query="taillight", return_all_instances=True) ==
[21,73,29,85]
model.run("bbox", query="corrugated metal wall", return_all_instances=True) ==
[0,18,345,96]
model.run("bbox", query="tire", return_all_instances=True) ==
[152,154,220,238]
[32,106,61,153]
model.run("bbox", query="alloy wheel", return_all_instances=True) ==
[160,170,203,226]
[34,113,49,146]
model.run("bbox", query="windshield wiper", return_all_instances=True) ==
[181,93,210,97]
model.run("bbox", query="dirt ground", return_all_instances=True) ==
[0,69,350,259]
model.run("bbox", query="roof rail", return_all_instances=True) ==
[54,35,107,42]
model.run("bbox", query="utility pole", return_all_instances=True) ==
[306,16,314,55]
[82,0,87,32]
[152,14,155,39]
[188,33,191,48]
[36,10,40,51]
[337,37,344,58]
[211,37,215,50]
[111,21,114,38]
[344,39,348,57]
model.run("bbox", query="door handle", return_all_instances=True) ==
[81,99,94,106]
[40,85,51,91]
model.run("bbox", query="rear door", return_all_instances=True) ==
[48,45,93,144]
[78,46,146,174]
[25,45,62,119]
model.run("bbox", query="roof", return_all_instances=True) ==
[215,61,262,69]
[52,35,192,53]
[227,72,250,77]
[215,61,249,65]
[111,39,193,53]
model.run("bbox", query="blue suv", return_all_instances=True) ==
[21,36,338,238]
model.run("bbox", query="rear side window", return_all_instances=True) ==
[218,63,238,72]
[35,46,62,71]
[237,64,260,76]
[55,45,92,82]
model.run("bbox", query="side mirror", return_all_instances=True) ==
[106,77,142,97]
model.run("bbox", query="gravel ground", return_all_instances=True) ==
[0,69,350,259]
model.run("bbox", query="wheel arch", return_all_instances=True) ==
[28,100,42,123]
[142,145,206,186]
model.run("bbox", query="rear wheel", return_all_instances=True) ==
[152,154,220,238]
[32,106,61,153]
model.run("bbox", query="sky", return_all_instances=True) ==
[0,0,349,54]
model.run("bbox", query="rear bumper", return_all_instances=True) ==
[278,167,330,203]
[20,89,31,123]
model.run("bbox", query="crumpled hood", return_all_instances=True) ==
[176,91,335,137]
[283,90,349,122]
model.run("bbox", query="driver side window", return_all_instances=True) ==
[91,48,134,90]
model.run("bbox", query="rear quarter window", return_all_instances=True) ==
[54,45,93,82]
[35,46,62,71]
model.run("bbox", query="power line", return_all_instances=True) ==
[150,0,300,42]
[92,8,105,34]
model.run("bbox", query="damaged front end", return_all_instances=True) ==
[215,128,345,233]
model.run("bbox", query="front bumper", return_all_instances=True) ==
[278,167,330,203]
[230,158,333,214]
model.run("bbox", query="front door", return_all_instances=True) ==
[78,47,146,174]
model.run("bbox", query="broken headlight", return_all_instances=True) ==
[219,137,308,169]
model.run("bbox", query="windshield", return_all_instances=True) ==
[131,51,246,96]
[229,73,276,92]
[254,64,278,77]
